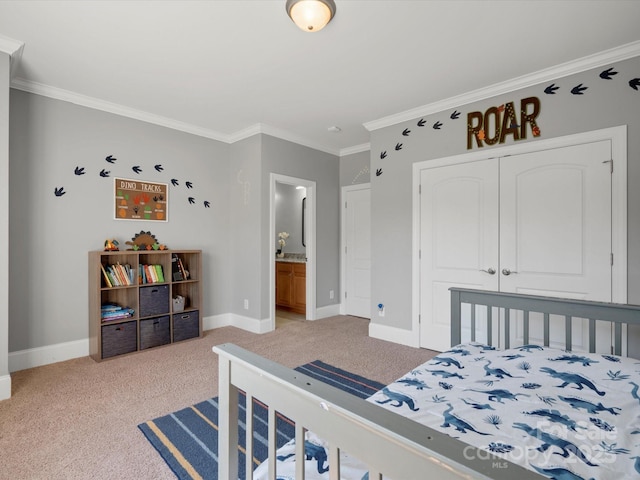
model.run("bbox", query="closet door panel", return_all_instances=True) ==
[499,140,612,351]
[419,159,499,351]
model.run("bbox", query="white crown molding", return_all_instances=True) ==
[0,34,24,57]
[9,79,343,155]
[230,123,339,156]
[0,34,25,78]
[16,40,637,154]
[364,40,640,132]
[11,77,231,142]
[339,143,370,156]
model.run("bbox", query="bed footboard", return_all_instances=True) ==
[214,343,539,480]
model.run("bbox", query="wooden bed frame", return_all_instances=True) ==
[214,288,640,480]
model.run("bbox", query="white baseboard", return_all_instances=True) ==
[204,313,272,334]
[369,322,419,348]
[5,308,341,375]
[316,303,341,319]
[0,374,11,400]
[203,313,233,330]
[8,338,89,373]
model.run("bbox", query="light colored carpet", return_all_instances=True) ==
[0,316,438,480]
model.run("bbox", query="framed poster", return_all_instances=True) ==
[114,178,168,221]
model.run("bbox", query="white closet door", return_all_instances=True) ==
[499,140,612,350]
[419,159,499,351]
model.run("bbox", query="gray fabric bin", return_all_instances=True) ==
[139,285,169,317]
[101,321,137,359]
[140,316,170,350]
[173,311,199,342]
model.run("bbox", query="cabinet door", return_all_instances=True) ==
[276,263,292,307]
[292,264,306,312]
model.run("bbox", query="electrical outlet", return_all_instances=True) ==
[378,303,385,317]
[244,299,249,310]
[329,290,334,300]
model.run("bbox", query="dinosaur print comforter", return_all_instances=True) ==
[254,343,640,480]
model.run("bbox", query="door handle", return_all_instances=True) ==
[480,268,496,275]
[502,268,517,276]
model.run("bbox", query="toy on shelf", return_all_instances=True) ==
[125,231,167,251]
[104,239,119,251]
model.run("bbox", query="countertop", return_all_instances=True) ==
[275,253,306,263]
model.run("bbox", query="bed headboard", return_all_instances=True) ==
[450,288,640,355]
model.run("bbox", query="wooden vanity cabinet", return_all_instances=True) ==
[276,261,306,314]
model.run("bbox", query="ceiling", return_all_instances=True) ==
[1,1,639,156]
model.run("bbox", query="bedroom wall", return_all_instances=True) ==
[369,55,640,345]
[0,52,10,397]
[8,90,232,356]
[340,150,370,187]
[261,135,340,312]
[228,135,262,321]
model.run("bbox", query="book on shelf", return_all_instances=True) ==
[172,255,188,281]
[100,264,113,288]
[100,303,134,322]
[171,254,184,281]
[140,264,164,284]
[154,264,165,282]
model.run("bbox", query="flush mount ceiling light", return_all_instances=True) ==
[286,0,336,32]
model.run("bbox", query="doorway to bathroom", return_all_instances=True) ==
[270,173,316,329]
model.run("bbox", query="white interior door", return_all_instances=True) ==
[419,140,614,352]
[345,187,371,318]
[419,159,499,351]
[500,140,612,350]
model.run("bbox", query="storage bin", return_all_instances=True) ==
[140,316,170,350]
[172,295,185,313]
[139,284,169,317]
[173,310,200,342]
[101,321,137,359]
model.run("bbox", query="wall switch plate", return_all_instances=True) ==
[329,290,334,299]
[244,299,249,309]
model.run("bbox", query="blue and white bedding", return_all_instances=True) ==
[254,343,640,480]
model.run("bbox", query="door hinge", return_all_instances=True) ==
[345,291,347,299]
[345,201,347,209]
[419,249,421,259]
[611,253,614,266]
[419,184,421,194]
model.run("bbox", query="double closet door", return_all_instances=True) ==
[419,140,613,352]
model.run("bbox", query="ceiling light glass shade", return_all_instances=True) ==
[286,0,336,32]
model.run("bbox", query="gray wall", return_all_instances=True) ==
[9,90,232,351]
[261,135,340,311]
[340,150,370,186]
[229,135,262,319]
[6,92,341,356]
[369,56,640,335]
[0,53,9,383]
[275,183,306,255]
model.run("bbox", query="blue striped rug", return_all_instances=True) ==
[138,360,385,480]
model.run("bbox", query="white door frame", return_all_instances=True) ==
[270,173,317,329]
[412,125,628,345]
[340,183,371,315]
